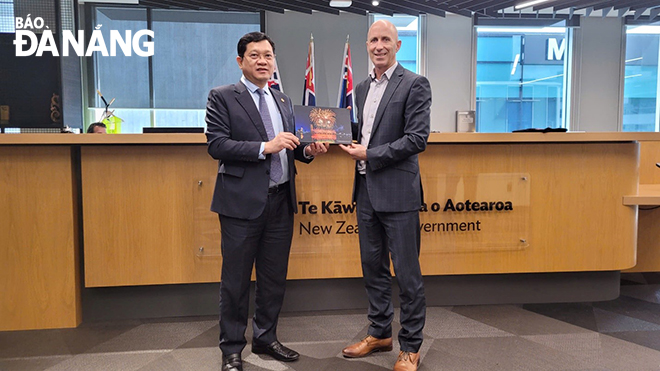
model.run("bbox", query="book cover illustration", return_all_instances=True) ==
[293,106,352,144]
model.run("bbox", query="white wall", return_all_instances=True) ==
[266,11,369,108]
[571,16,625,131]
[425,14,474,132]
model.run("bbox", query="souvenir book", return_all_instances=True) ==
[293,106,352,144]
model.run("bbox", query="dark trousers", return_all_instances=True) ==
[218,188,293,355]
[356,175,426,353]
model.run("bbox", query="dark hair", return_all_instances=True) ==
[237,32,275,58]
[87,122,106,133]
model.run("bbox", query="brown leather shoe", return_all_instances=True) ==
[393,351,420,371]
[342,335,393,358]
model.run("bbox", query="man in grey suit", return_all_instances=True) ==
[205,32,328,371]
[339,20,431,371]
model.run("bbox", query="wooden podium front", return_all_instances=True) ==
[78,133,640,286]
[3,132,660,331]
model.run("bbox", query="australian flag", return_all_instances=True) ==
[302,34,316,106]
[337,35,356,123]
[268,57,283,92]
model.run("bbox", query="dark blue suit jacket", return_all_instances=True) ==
[353,63,431,212]
[206,81,311,220]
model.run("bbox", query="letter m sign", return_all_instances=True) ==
[546,38,565,61]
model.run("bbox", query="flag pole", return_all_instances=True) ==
[337,35,350,108]
[303,33,316,106]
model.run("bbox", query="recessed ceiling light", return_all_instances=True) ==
[329,0,352,7]
[514,0,551,10]
[372,0,379,5]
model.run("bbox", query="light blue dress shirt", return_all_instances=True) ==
[241,76,289,186]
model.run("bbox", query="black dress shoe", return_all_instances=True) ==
[222,353,242,371]
[252,340,300,362]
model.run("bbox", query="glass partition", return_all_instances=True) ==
[623,25,660,132]
[476,23,570,132]
[86,6,259,132]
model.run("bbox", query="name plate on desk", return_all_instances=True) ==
[420,173,530,253]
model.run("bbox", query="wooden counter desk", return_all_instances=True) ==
[3,131,660,145]
[2,131,659,330]
[72,132,641,286]
[623,184,660,206]
[624,140,660,273]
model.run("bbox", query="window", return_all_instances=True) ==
[475,23,571,132]
[622,25,660,132]
[0,0,14,33]
[85,6,260,133]
[372,14,421,74]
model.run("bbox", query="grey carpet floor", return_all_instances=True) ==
[2,274,660,371]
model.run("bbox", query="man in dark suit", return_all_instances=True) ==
[339,20,431,371]
[205,32,328,371]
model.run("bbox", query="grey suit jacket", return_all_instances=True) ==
[205,81,311,220]
[353,63,431,212]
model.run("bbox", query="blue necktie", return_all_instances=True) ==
[257,88,282,183]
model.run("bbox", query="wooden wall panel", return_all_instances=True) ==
[0,146,80,330]
[295,143,638,277]
[82,146,219,287]
[82,142,638,286]
[417,143,637,274]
